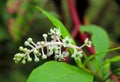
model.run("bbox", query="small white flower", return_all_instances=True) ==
[85,38,92,47]
[62,51,69,57]
[54,51,69,61]
[62,36,72,47]
[49,28,61,38]
[55,28,61,37]
[47,44,59,56]
[71,49,83,59]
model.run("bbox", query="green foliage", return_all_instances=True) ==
[80,25,110,80]
[99,55,120,80]
[36,7,75,45]
[80,25,110,64]
[103,56,120,65]
[27,61,93,82]
[83,47,120,66]
[99,61,110,80]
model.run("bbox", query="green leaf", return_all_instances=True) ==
[27,61,93,82]
[80,25,110,63]
[109,56,120,62]
[36,7,75,45]
[102,56,120,66]
[99,55,120,80]
[99,61,110,79]
[83,47,120,66]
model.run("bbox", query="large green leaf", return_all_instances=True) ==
[80,25,110,63]
[27,61,93,82]
[36,7,75,45]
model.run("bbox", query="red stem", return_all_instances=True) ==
[67,0,95,54]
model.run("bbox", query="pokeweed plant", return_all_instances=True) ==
[13,7,120,82]
[13,28,91,63]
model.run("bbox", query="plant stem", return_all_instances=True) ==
[67,0,95,55]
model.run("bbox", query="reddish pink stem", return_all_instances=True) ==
[67,0,80,38]
[67,0,95,54]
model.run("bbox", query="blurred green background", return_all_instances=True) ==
[0,0,120,82]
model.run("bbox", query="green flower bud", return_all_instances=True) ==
[24,41,29,46]
[40,41,45,46]
[13,57,16,60]
[27,38,33,43]
[16,58,21,61]
[15,61,19,63]
[19,46,24,51]
[27,56,32,62]
[43,34,48,38]
[42,54,47,59]
[23,48,29,52]
[22,59,26,64]
[34,57,39,62]
[33,49,39,55]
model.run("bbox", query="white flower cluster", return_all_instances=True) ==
[13,28,92,64]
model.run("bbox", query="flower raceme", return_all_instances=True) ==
[13,28,92,64]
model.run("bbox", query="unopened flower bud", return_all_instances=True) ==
[34,56,39,62]
[27,56,32,62]
[33,49,39,55]
[42,54,47,59]
[19,46,24,51]
[23,48,29,52]
[43,34,48,38]
[27,38,33,43]
[22,59,26,64]
[15,61,19,63]
[24,41,29,46]
[40,41,45,46]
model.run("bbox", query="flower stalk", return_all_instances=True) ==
[13,28,92,64]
